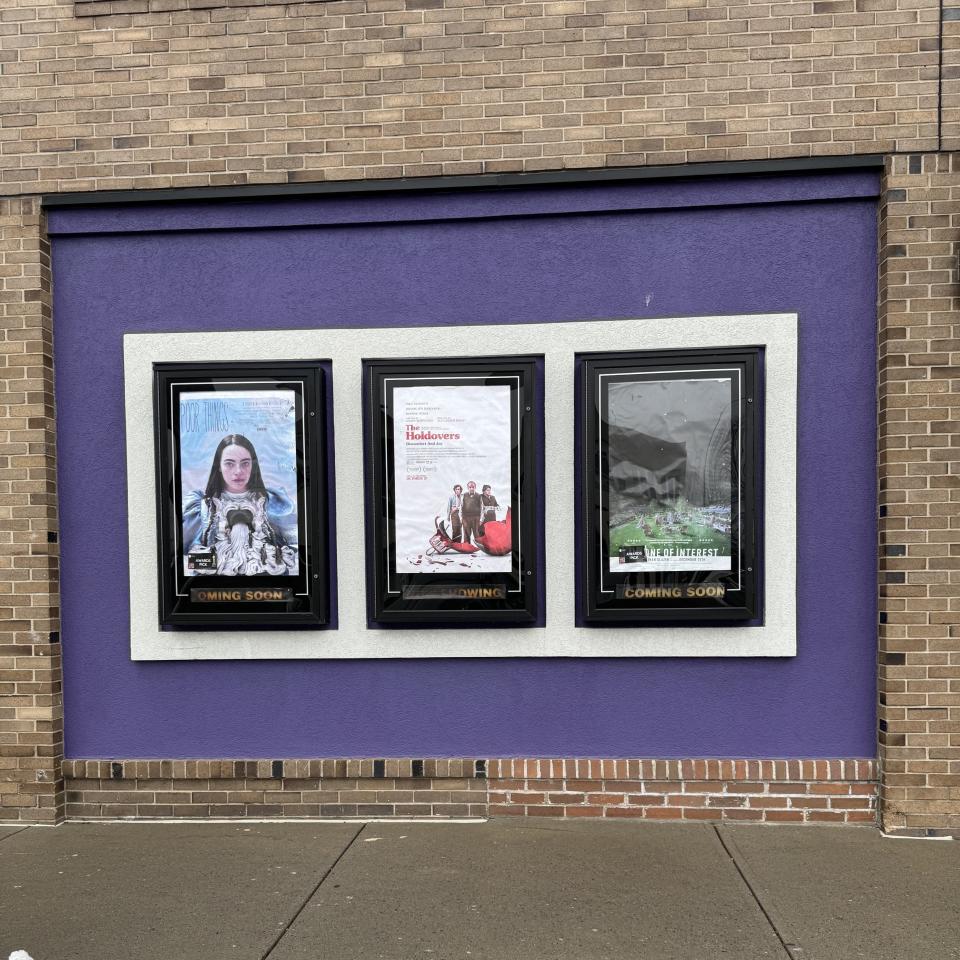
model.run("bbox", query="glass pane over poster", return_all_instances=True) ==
[365,357,539,625]
[580,348,762,623]
[154,361,328,627]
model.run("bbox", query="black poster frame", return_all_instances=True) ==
[579,347,763,624]
[154,360,328,628]
[364,356,539,626]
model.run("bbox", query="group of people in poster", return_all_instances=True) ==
[444,481,501,545]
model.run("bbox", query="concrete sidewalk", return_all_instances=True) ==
[0,820,957,960]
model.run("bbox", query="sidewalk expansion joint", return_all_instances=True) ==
[259,822,367,960]
[713,826,804,960]
[0,826,31,846]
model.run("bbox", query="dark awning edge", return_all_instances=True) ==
[42,154,885,210]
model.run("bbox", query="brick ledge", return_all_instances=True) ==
[63,758,877,782]
[50,757,879,824]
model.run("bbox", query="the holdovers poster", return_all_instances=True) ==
[392,384,513,574]
[606,376,733,573]
[178,389,300,578]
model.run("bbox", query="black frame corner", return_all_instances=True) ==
[579,346,764,625]
[364,355,540,627]
[154,360,329,628]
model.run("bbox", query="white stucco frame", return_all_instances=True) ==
[124,313,797,660]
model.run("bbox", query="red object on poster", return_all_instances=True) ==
[430,518,479,554]
[476,507,512,556]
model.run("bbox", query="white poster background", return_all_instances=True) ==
[392,384,512,574]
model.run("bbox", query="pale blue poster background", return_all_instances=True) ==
[178,388,299,530]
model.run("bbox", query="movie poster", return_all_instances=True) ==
[392,383,513,574]
[606,376,734,573]
[178,389,300,578]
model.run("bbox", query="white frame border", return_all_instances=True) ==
[124,313,797,660]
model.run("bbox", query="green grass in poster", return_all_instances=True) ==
[608,500,731,558]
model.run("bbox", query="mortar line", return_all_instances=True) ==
[260,822,366,960]
[713,825,804,960]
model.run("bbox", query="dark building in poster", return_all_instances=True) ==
[607,428,688,520]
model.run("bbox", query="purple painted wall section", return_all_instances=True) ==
[51,172,880,760]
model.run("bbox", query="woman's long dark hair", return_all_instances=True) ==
[203,433,268,499]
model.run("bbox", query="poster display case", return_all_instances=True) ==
[579,347,763,623]
[364,356,539,625]
[153,361,328,628]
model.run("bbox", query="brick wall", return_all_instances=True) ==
[0,198,63,823]
[63,759,488,818]
[0,0,957,829]
[487,759,878,823]
[62,758,877,822]
[878,152,960,836]
[0,0,945,194]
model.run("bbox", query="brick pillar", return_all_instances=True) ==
[878,154,960,834]
[0,197,63,823]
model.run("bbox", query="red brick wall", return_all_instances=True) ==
[487,759,878,823]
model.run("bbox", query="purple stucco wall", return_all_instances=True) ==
[50,172,879,760]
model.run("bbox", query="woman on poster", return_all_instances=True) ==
[182,433,299,576]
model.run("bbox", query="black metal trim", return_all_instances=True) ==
[154,360,330,629]
[579,347,763,625]
[364,356,540,627]
[41,155,885,209]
